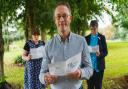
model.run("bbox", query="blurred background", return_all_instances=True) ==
[0,0,128,89]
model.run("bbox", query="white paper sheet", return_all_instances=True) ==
[88,45,99,53]
[48,52,81,76]
[48,62,66,76]
[66,52,81,73]
[30,46,44,59]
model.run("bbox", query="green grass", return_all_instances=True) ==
[4,40,25,88]
[3,41,128,89]
[104,42,128,79]
[4,65,24,88]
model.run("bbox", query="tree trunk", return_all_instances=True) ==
[82,18,88,36]
[41,29,46,42]
[0,15,4,81]
[24,0,36,41]
[78,22,81,35]
[24,12,29,41]
[27,0,36,39]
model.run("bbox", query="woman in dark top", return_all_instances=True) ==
[22,29,45,89]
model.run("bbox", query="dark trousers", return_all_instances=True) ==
[87,70,104,89]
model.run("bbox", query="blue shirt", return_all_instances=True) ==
[90,33,99,72]
[39,32,93,89]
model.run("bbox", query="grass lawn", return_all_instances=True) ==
[104,42,128,79]
[4,65,24,89]
[3,41,128,89]
[4,40,25,89]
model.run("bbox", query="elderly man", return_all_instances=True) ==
[39,2,93,89]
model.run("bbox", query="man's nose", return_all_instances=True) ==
[59,16,64,21]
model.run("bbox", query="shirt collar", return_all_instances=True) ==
[91,32,98,37]
[57,32,72,43]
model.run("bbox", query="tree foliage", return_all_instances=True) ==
[13,0,106,39]
[109,0,128,39]
[0,0,21,81]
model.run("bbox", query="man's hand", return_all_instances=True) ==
[44,73,58,85]
[67,69,81,80]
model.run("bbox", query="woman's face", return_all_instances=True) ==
[32,34,39,42]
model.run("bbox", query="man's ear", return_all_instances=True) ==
[70,16,73,20]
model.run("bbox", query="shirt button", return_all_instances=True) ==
[64,45,66,49]
[65,57,67,59]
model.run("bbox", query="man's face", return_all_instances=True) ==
[90,25,98,34]
[54,5,72,35]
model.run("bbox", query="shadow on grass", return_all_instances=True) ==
[0,81,12,89]
[103,75,128,89]
[8,82,23,89]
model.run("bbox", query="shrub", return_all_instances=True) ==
[14,55,25,65]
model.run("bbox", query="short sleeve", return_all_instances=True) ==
[23,42,30,52]
[42,41,45,45]
[39,40,45,46]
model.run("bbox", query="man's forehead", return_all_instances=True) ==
[55,5,70,15]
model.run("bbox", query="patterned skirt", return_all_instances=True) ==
[24,58,45,89]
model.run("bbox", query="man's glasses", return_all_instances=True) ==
[55,14,70,20]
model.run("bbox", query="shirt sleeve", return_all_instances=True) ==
[39,40,45,46]
[23,41,30,52]
[80,38,93,80]
[39,43,50,85]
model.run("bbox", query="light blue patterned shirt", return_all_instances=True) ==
[90,33,99,72]
[39,32,93,89]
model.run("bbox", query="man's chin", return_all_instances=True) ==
[59,28,66,33]
[60,30,66,34]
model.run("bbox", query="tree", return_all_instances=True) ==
[50,0,105,36]
[10,0,109,40]
[109,0,128,39]
[0,0,21,83]
[0,12,4,82]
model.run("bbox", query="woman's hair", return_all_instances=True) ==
[32,28,40,35]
